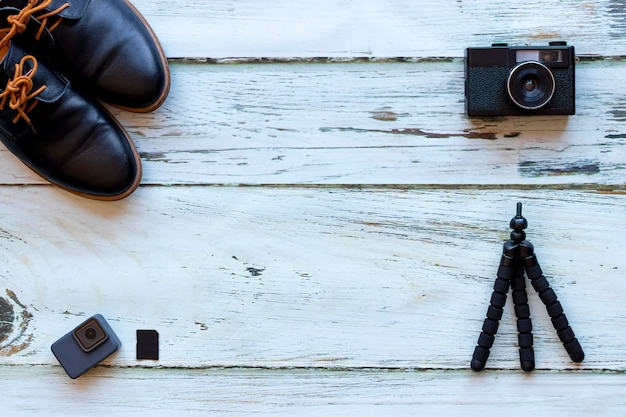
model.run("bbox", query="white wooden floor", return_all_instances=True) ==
[1,1,626,415]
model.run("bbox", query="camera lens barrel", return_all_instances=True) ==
[72,318,108,352]
[506,61,556,111]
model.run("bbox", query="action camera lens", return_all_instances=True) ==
[72,318,108,352]
[85,327,97,340]
[506,61,555,111]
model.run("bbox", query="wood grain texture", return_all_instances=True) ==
[1,367,625,416]
[0,188,623,371]
[133,0,626,58]
[0,0,625,415]
[1,59,625,186]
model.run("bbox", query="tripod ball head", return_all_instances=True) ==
[510,202,528,241]
[510,202,528,230]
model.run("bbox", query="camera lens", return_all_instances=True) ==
[85,327,97,340]
[523,77,538,92]
[72,318,108,352]
[506,61,555,111]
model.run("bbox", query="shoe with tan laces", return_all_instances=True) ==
[0,42,141,199]
[0,0,170,112]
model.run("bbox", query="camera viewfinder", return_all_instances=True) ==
[516,50,563,63]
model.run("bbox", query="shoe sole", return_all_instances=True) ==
[115,0,171,113]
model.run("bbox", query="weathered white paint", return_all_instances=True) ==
[1,367,625,416]
[1,60,625,186]
[133,0,626,58]
[0,0,625,415]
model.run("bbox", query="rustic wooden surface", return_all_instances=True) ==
[1,0,626,415]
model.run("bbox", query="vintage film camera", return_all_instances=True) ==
[51,314,121,379]
[465,42,575,116]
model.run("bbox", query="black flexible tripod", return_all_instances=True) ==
[471,203,584,372]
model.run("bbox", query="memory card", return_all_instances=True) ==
[136,329,159,360]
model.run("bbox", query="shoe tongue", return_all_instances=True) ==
[1,43,67,103]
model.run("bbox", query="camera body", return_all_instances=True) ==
[51,314,121,379]
[465,42,575,116]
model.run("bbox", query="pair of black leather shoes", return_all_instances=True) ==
[0,0,170,200]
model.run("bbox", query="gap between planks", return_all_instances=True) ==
[167,56,626,65]
[2,183,626,192]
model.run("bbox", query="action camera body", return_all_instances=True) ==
[51,314,121,379]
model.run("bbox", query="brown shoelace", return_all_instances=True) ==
[0,54,46,124]
[0,0,70,51]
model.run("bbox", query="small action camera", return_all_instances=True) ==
[51,314,121,379]
[465,42,575,116]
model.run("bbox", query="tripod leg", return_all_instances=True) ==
[511,264,535,371]
[471,257,514,371]
[522,245,585,363]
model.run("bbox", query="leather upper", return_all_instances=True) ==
[0,43,141,199]
[45,0,91,19]
[2,0,170,111]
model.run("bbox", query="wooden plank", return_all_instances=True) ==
[1,367,625,416]
[0,1,623,414]
[133,0,626,58]
[1,59,625,186]
[1,187,624,371]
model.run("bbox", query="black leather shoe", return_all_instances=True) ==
[0,42,141,200]
[0,0,170,112]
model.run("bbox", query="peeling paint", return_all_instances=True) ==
[247,267,265,277]
[0,228,26,243]
[140,152,173,163]
[371,110,398,122]
[519,160,600,177]
[370,108,411,122]
[390,128,498,140]
[320,126,507,140]
[195,321,209,331]
[0,289,33,356]
[609,110,626,121]
[0,296,14,345]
